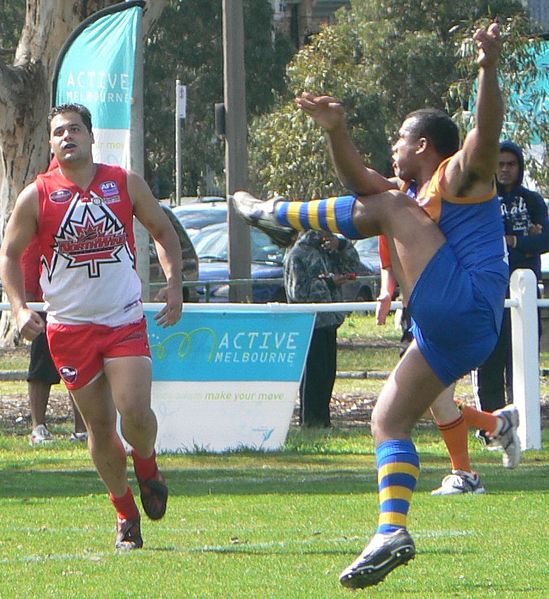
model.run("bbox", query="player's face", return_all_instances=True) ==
[391,118,421,181]
[497,151,520,189]
[49,112,94,164]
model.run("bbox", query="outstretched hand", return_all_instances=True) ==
[296,92,345,131]
[473,21,502,68]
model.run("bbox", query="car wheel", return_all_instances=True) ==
[356,287,373,302]
[273,289,287,303]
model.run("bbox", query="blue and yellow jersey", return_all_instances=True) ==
[403,158,508,383]
[415,157,508,322]
[418,158,506,272]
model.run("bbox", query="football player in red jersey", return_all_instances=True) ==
[0,103,182,550]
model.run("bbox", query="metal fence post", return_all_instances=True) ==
[510,269,542,450]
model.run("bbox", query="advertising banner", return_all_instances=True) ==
[145,309,315,453]
[52,1,144,168]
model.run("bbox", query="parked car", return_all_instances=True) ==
[353,237,381,274]
[150,204,199,302]
[191,222,286,302]
[341,236,381,302]
[172,198,228,240]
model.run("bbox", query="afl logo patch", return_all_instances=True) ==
[100,180,119,198]
[50,189,73,203]
[59,366,78,384]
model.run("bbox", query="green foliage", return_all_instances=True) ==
[250,0,547,197]
[143,0,294,199]
[250,18,392,198]
[0,0,25,50]
[449,12,548,194]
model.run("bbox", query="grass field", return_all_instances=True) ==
[0,428,548,598]
[0,313,548,597]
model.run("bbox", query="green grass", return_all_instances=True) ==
[338,313,549,370]
[0,427,548,598]
[0,314,547,597]
[0,347,29,371]
[338,311,401,344]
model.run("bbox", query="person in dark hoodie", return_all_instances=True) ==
[284,230,363,427]
[473,141,549,442]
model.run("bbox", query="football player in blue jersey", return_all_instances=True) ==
[234,22,517,588]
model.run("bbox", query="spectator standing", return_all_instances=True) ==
[22,237,87,445]
[284,230,362,427]
[473,141,549,421]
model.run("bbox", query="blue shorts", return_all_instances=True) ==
[408,243,506,385]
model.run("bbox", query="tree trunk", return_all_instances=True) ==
[0,0,168,346]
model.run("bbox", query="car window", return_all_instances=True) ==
[173,205,228,240]
[354,237,378,254]
[354,237,381,273]
[175,207,227,227]
[251,230,284,264]
[193,223,285,264]
[194,226,229,261]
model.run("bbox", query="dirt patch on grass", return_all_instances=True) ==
[1,347,547,432]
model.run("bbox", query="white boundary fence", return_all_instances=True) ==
[510,269,542,450]
[1,268,543,450]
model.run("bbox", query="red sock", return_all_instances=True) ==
[110,487,140,520]
[437,414,471,472]
[131,448,158,481]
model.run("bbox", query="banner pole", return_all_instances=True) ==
[131,7,150,300]
[175,79,182,204]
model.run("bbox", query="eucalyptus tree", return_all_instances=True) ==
[0,1,168,226]
[249,0,546,198]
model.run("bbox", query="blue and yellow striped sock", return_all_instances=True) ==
[275,195,362,239]
[376,439,420,534]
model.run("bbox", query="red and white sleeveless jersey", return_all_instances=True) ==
[35,164,143,326]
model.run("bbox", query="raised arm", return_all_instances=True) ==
[446,22,504,196]
[128,171,183,327]
[296,93,397,195]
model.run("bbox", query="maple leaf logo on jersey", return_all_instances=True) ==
[47,193,132,279]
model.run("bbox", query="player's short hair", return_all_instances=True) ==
[405,108,459,158]
[47,104,93,134]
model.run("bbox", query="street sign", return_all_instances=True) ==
[176,82,187,119]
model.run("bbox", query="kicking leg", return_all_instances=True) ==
[234,189,445,300]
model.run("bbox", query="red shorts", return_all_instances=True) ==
[47,318,151,390]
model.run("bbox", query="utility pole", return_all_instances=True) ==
[223,0,251,302]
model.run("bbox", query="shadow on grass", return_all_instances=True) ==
[0,466,375,499]
[1,426,547,499]
[0,461,546,500]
